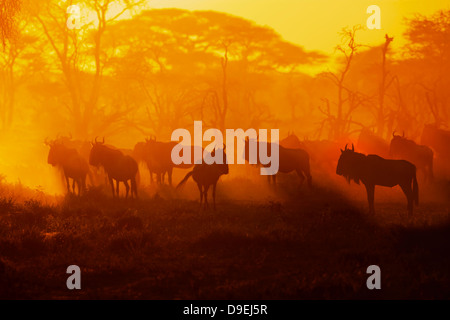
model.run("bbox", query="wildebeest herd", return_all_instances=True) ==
[45,124,450,216]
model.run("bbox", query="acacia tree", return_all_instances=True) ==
[0,0,21,47]
[30,0,146,138]
[105,9,323,137]
[403,10,450,127]
[0,18,39,131]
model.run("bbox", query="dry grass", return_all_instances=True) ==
[0,175,449,299]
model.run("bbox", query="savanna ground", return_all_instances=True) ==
[0,168,449,300]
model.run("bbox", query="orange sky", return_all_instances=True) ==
[149,0,450,55]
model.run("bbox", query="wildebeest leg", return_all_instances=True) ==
[197,183,203,206]
[212,182,217,211]
[75,179,81,196]
[146,163,153,184]
[73,179,78,196]
[168,168,173,186]
[204,185,210,209]
[296,170,305,188]
[131,178,138,199]
[365,183,375,215]
[81,177,86,196]
[116,180,120,197]
[109,176,115,197]
[399,183,413,217]
[65,176,71,194]
[124,180,130,199]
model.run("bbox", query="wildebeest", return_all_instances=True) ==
[52,134,103,186]
[176,146,229,210]
[421,125,450,159]
[356,128,390,158]
[133,141,158,184]
[280,132,303,149]
[280,133,340,171]
[389,132,434,183]
[54,134,92,161]
[145,138,176,185]
[46,139,89,195]
[336,144,418,216]
[89,138,139,198]
[245,138,312,188]
[145,138,201,186]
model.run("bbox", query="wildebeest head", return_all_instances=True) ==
[46,139,65,167]
[336,143,364,184]
[389,131,414,157]
[280,132,303,149]
[89,137,105,167]
[391,131,405,142]
[144,136,159,153]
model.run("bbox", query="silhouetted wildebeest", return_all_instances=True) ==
[53,134,103,186]
[55,134,92,161]
[280,132,303,149]
[46,139,89,195]
[144,138,174,185]
[133,141,159,184]
[145,138,200,186]
[421,125,450,159]
[245,139,312,188]
[280,134,340,171]
[89,138,139,198]
[389,132,434,183]
[336,144,418,216]
[356,128,390,158]
[176,146,229,210]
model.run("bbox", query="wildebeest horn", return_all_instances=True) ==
[402,131,405,137]
[351,143,354,151]
[102,136,105,144]
[392,131,396,138]
[95,136,99,143]
[345,144,348,150]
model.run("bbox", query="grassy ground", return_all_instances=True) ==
[0,174,449,300]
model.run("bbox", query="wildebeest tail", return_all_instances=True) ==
[413,171,419,206]
[176,170,194,190]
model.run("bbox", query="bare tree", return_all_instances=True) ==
[321,25,367,140]
[32,0,146,138]
[0,0,21,47]
[375,34,394,138]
